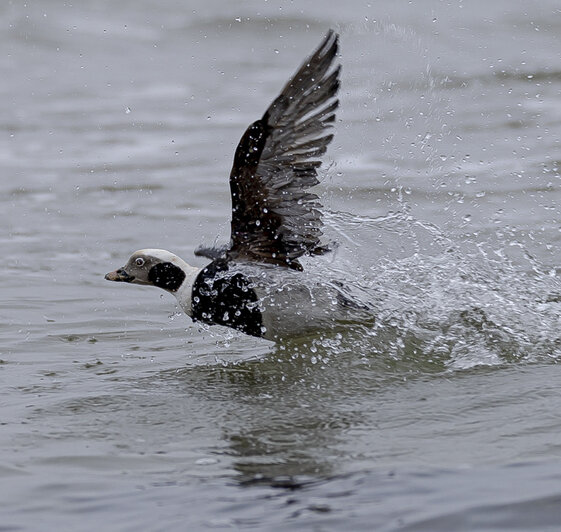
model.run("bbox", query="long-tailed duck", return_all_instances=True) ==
[106,31,360,341]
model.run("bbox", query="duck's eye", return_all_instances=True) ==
[135,257,145,267]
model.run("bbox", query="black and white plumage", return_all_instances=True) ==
[105,31,356,341]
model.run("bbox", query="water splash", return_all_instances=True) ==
[280,207,561,371]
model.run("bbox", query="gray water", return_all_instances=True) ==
[3,0,561,530]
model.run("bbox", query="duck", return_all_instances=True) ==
[105,31,359,341]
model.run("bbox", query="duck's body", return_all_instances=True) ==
[108,248,363,341]
[106,31,349,341]
[192,258,365,341]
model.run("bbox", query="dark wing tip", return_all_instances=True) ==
[314,29,339,71]
[317,29,339,57]
[194,244,229,260]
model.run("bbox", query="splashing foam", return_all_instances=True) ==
[276,208,561,371]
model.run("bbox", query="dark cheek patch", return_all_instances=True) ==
[148,262,186,292]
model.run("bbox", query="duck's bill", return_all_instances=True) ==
[105,269,134,282]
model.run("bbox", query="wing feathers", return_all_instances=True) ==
[227,31,340,269]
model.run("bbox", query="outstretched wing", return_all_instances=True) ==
[226,30,340,270]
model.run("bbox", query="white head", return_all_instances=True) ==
[105,249,198,293]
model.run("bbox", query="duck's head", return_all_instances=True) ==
[105,249,194,292]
